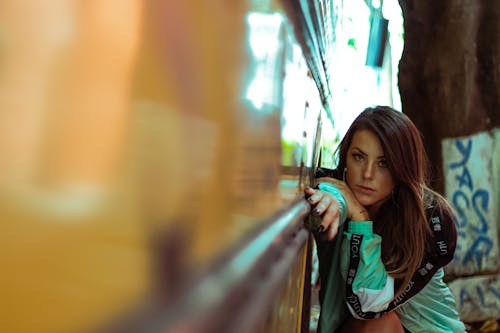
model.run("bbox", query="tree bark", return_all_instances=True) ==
[398,0,500,192]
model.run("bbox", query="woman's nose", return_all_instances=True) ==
[363,162,374,179]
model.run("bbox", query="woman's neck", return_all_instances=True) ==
[366,202,384,220]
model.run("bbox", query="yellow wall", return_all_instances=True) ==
[0,1,318,332]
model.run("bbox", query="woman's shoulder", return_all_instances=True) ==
[423,188,454,221]
[423,188,458,261]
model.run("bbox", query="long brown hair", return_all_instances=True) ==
[335,106,445,297]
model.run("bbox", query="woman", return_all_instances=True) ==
[305,106,465,332]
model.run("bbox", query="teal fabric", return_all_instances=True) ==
[315,182,349,332]
[341,221,389,292]
[340,222,465,332]
[315,232,348,333]
[396,268,466,333]
[315,185,465,333]
[317,182,348,223]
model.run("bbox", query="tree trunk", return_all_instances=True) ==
[398,0,500,192]
[398,1,500,323]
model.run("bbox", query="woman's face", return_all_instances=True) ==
[345,129,396,215]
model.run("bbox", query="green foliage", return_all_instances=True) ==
[347,37,357,50]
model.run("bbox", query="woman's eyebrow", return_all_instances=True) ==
[352,147,367,156]
[352,147,385,159]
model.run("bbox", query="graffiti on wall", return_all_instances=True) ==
[449,274,500,322]
[442,131,499,275]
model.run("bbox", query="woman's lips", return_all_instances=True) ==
[357,185,375,194]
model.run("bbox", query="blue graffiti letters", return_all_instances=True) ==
[462,236,493,267]
[452,191,469,228]
[459,283,500,309]
[472,189,489,234]
[449,139,472,169]
[448,138,492,267]
[454,167,473,191]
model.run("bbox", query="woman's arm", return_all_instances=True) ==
[305,182,458,318]
[389,201,457,307]
[340,220,395,319]
[340,200,458,319]
[304,180,369,240]
[305,182,396,318]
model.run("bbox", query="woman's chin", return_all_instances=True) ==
[354,194,375,207]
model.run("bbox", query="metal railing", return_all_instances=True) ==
[101,197,312,333]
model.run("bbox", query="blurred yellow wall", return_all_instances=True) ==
[0,1,313,332]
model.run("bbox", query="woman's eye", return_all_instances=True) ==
[378,159,388,168]
[353,153,363,161]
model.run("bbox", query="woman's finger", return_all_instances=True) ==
[307,190,325,205]
[327,220,339,240]
[322,202,340,240]
[311,194,332,215]
[304,186,316,196]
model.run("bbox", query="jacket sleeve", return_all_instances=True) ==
[340,221,395,319]
[390,202,457,307]
[339,201,458,319]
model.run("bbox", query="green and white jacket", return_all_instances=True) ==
[314,183,466,333]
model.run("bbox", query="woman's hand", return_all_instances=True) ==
[304,178,370,240]
[315,177,369,221]
[304,186,341,240]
